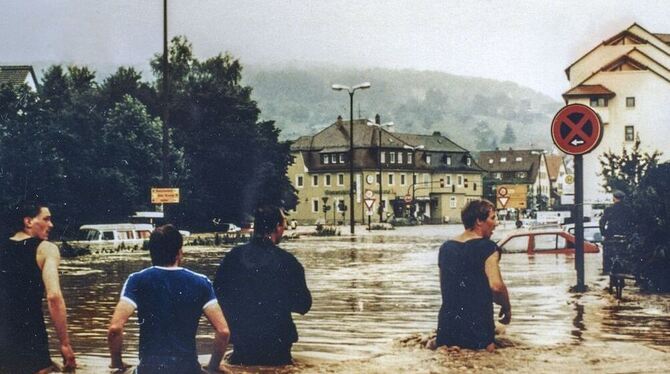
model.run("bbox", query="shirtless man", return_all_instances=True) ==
[0,201,76,373]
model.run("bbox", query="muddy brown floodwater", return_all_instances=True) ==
[48,225,669,373]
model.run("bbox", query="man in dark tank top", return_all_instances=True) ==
[0,201,76,373]
[437,199,511,352]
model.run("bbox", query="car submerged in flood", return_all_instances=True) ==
[497,230,600,255]
[64,223,191,254]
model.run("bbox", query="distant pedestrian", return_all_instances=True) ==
[599,190,633,273]
[599,190,633,239]
[436,199,511,352]
[0,200,77,373]
[214,206,311,366]
[108,224,230,373]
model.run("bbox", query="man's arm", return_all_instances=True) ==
[484,250,511,324]
[290,261,312,315]
[107,300,135,370]
[38,241,76,370]
[203,302,230,373]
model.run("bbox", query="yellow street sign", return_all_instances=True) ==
[151,188,180,204]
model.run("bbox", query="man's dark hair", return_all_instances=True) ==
[149,224,183,266]
[461,199,495,230]
[253,205,284,237]
[4,200,46,235]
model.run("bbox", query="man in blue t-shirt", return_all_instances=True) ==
[108,225,231,374]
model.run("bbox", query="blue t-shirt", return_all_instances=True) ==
[121,266,218,360]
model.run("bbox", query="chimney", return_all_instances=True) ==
[432,131,441,136]
[336,115,343,126]
[375,113,381,124]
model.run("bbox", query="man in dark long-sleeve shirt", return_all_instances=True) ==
[214,205,311,366]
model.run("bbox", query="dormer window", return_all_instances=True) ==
[488,159,494,164]
[446,156,452,166]
[500,157,507,162]
[515,157,523,162]
[425,154,431,164]
[466,157,472,166]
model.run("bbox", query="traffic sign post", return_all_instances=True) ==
[551,104,603,292]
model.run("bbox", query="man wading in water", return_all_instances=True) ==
[0,201,77,373]
[436,199,511,352]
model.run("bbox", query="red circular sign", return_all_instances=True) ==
[551,104,603,155]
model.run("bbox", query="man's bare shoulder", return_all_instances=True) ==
[37,240,60,257]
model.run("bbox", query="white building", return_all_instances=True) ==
[563,23,670,203]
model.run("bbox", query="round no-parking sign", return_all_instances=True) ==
[551,104,603,155]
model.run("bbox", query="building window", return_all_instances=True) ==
[517,172,526,178]
[500,157,507,162]
[450,196,457,208]
[466,157,472,166]
[312,175,318,186]
[473,182,477,191]
[322,154,329,164]
[296,175,304,188]
[626,97,635,107]
[312,199,319,213]
[515,156,523,162]
[388,173,394,185]
[380,152,386,163]
[400,174,406,185]
[494,172,502,179]
[398,152,403,164]
[446,156,452,166]
[337,173,344,186]
[446,175,452,185]
[412,174,417,185]
[426,154,431,164]
[625,126,635,141]
[423,174,430,184]
[390,152,396,163]
[488,158,494,164]
[457,175,463,186]
[325,174,331,187]
[330,154,337,164]
[407,152,413,164]
[590,97,608,107]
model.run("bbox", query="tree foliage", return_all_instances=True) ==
[598,137,661,197]
[0,37,295,233]
[599,138,668,291]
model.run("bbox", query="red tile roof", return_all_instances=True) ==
[562,84,615,98]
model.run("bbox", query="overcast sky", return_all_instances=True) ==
[2,0,669,100]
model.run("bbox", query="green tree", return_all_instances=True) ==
[474,120,498,151]
[152,37,297,228]
[598,137,661,197]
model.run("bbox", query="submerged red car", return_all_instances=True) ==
[497,230,600,255]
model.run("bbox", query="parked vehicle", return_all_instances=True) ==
[562,223,603,244]
[216,222,241,233]
[497,230,599,254]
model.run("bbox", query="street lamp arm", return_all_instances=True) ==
[331,84,349,91]
[352,82,371,91]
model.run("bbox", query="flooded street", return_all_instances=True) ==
[53,225,669,372]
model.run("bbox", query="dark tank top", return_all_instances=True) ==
[436,238,497,349]
[0,237,51,368]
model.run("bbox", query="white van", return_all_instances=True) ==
[75,223,154,251]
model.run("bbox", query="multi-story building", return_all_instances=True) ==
[287,117,484,224]
[478,149,551,212]
[545,154,568,206]
[563,23,670,203]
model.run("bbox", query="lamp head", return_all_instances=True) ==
[331,84,347,91]
[353,82,371,90]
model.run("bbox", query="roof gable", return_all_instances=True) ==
[604,30,648,46]
[0,65,38,90]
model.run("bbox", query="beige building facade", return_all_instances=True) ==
[288,118,484,224]
[563,23,670,203]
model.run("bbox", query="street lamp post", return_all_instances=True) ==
[332,82,371,235]
[404,144,424,218]
[367,116,394,223]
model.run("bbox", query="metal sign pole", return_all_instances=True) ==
[575,154,585,291]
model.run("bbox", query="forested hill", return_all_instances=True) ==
[242,65,563,152]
